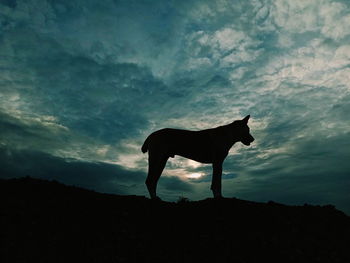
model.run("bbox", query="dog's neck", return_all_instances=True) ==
[218,122,241,146]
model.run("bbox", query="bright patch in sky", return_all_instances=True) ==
[187,173,204,179]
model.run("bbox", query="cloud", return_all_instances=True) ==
[0,146,193,197]
[0,0,17,9]
[0,146,141,194]
[0,29,171,142]
[0,110,69,151]
[220,127,350,214]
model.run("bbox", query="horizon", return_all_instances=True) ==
[1,0,350,215]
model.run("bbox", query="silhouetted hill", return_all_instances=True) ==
[1,177,350,263]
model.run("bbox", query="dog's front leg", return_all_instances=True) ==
[211,161,223,198]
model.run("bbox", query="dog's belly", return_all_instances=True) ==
[174,151,213,164]
[169,141,214,164]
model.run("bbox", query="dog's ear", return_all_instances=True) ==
[242,115,250,124]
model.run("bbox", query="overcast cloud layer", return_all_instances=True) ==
[1,0,350,213]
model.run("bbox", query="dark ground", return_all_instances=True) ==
[1,177,350,263]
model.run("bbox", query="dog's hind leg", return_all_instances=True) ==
[145,154,168,199]
[211,161,223,198]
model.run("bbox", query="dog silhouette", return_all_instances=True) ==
[141,115,254,199]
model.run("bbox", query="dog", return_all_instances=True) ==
[141,115,254,199]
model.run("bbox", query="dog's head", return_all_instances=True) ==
[235,115,255,146]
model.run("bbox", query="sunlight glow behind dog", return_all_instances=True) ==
[187,173,204,179]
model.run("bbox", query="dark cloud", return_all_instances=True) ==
[159,176,193,192]
[222,132,350,214]
[0,147,141,194]
[0,110,70,153]
[329,94,350,121]
[0,28,174,143]
[189,173,238,183]
[0,146,193,196]
[0,0,17,9]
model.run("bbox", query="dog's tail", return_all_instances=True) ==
[141,136,150,153]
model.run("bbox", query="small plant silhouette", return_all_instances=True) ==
[177,196,190,204]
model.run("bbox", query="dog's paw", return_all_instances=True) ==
[151,196,162,202]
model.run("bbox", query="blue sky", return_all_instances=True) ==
[1,0,350,214]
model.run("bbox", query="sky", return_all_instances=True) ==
[1,0,350,214]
